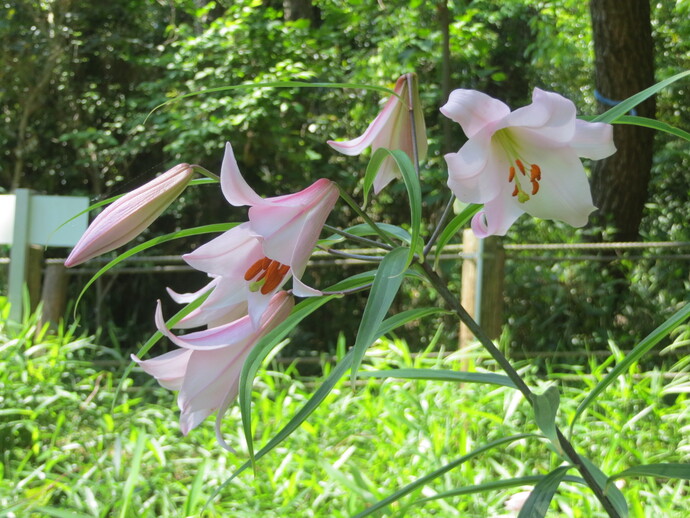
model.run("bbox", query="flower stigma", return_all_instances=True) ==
[495,130,542,203]
[244,257,290,294]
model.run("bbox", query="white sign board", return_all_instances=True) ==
[0,194,89,247]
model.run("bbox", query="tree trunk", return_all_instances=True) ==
[589,0,655,242]
[283,0,319,24]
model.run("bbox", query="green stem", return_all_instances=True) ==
[323,224,393,251]
[423,194,455,257]
[191,165,219,181]
[336,184,398,248]
[418,260,621,518]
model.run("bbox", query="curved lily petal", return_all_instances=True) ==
[328,73,427,194]
[220,142,264,207]
[440,89,510,139]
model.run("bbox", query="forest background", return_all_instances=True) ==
[2,0,689,360]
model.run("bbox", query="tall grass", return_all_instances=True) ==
[1,299,688,517]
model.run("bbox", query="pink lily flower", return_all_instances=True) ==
[64,163,194,267]
[171,142,338,328]
[132,291,294,446]
[440,88,616,237]
[328,73,428,194]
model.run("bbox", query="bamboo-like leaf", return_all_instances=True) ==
[73,223,237,311]
[352,434,537,518]
[531,385,561,449]
[207,301,444,510]
[408,475,585,507]
[613,115,690,142]
[518,465,571,518]
[239,294,339,465]
[363,148,422,263]
[323,222,411,246]
[580,457,629,518]
[433,204,482,265]
[148,81,400,122]
[350,248,409,385]
[359,368,516,389]
[608,463,690,485]
[592,70,690,123]
[572,303,690,427]
[374,307,451,337]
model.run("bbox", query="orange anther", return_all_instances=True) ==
[515,159,526,175]
[530,164,541,181]
[512,185,519,197]
[531,180,540,195]
[508,166,516,183]
[244,257,271,281]
[261,263,289,294]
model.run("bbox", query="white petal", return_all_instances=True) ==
[471,198,524,237]
[131,349,191,391]
[570,119,617,160]
[220,142,265,207]
[440,89,510,138]
[445,134,506,203]
[506,88,576,144]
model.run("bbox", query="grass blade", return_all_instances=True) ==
[572,303,690,427]
[608,463,690,485]
[359,368,517,389]
[352,433,536,518]
[518,465,571,518]
[118,430,147,518]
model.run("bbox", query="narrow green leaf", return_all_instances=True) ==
[613,115,690,142]
[530,385,561,448]
[149,81,399,122]
[572,303,690,427]
[352,434,537,518]
[433,204,482,265]
[118,431,147,518]
[239,294,338,465]
[592,70,690,123]
[207,347,357,512]
[518,465,571,518]
[359,368,517,389]
[608,463,690,484]
[375,307,452,337]
[580,457,629,518]
[409,475,586,507]
[33,509,94,518]
[74,223,237,311]
[363,148,422,263]
[350,248,408,385]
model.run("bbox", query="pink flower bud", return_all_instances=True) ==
[65,164,194,267]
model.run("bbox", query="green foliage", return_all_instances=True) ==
[1,305,689,516]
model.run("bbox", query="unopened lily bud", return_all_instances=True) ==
[65,163,194,267]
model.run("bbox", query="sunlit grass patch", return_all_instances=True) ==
[1,302,688,517]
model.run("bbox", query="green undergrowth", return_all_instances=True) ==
[1,300,689,517]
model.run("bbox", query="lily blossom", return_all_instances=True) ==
[132,291,294,447]
[171,142,338,328]
[64,164,194,267]
[328,73,428,194]
[440,88,616,237]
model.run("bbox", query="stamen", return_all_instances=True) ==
[245,256,291,294]
[261,263,290,294]
[512,185,519,197]
[515,159,526,175]
[508,166,515,183]
[530,164,541,181]
[244,257,271,281]
[531,181,540,195]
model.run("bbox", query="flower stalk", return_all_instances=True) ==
[417,259,621,518]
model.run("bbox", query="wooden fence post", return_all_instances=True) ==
[459,229,505,350]
[40,259,68,330]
